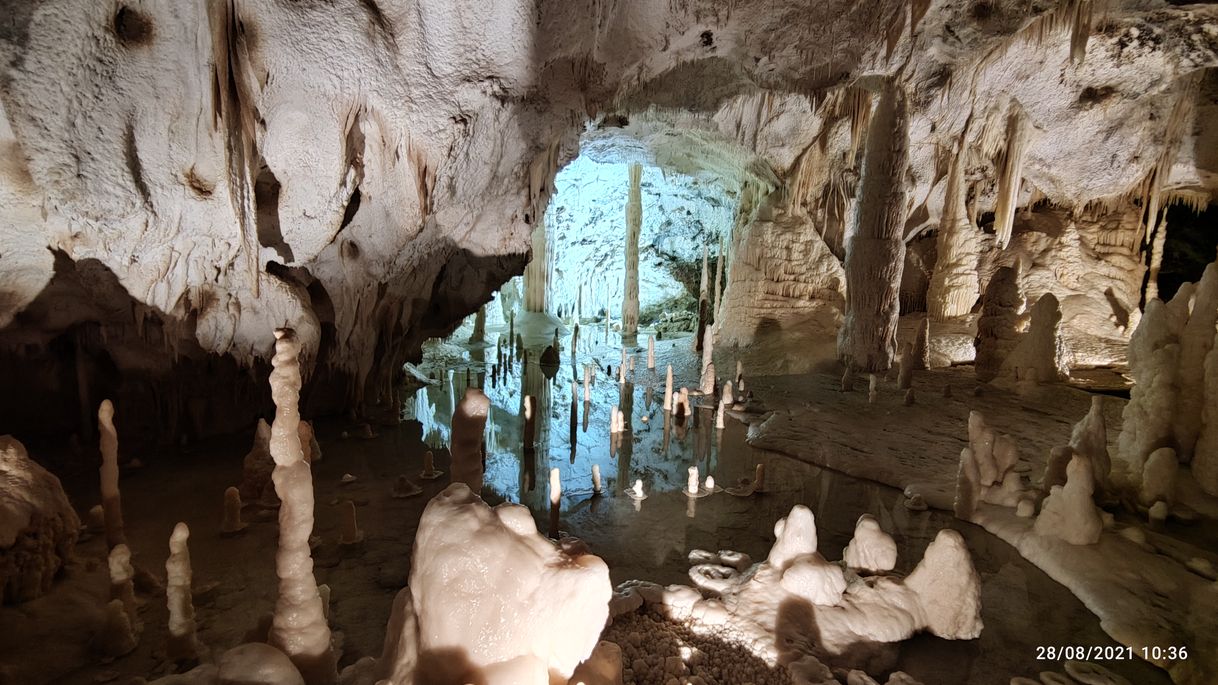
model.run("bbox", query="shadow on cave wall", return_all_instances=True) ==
[0,251,276,466]
[0,244,530,465]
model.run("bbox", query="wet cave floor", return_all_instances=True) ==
[0,321,1174,685]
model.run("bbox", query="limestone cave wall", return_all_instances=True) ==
[3,0,1218,441]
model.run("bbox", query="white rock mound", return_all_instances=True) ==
[0,436,80,603]
[408,483,611,683]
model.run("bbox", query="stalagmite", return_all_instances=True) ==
[108,543,139,633]
[904,529,984,639]
[713,235,725,320]
[647,335,655,370]
[96,598,138,658]
[622,163,642,336]
[843,514,897,573]
[468,305,486,344]
[975,266,1022,382]
[839,81,908,372]
[993,108,1029,250]
[1070,397,1110,489]
[451,388,490,491]
[592,464,602,494]
[701,362,716,395]
[687,466,699,495]
[1140,447,1178,506]
[1174,262,1218,460]
[868,373,879,403]
[663,365,673,411]
[912,316,930,370]
[927,140,980,319]
[339,501,364,546]
[904,388,916,405]
[723,381,734,406]
[1035,455,1103,545]
[1196,337,1218,496]
[550,468,562,505]
[1116,300,1181,480]
[266,329,336,685]
[221,486,248,536]
[524,218,550,313]
[716,400,725,429]
[166,522,200,661]
[1043,445,1074,491]
[897,342,914,390]
[695,245,710,353]
[735,359,743,385]
[98,399,126,549]
[583,364,592,403]
[420,450,443,480]
[954,447,981,520]
[1004,292,1069,382]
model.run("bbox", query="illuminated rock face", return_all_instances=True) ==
[3,0,1218,430]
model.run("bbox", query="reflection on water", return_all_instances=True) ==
[416,328,717,516]
[410,325,1172,685]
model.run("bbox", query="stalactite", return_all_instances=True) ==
[1140,73,1201,296]
[839,81,909,372]
[622,163,642,336]
[927,139,980,320]
[267,329,336,685]
[206,0,262,297]
[992,107,1029,250]
[976,0,1101,72]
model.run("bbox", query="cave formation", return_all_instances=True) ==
[3,1,1218,684]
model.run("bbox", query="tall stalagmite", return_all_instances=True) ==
[165,522,200,660]
[1174,262,1218,460]
[267,329,336,685]
[468,305,486,344]
[713,235,725,321]
[839,82,909,372]
[524,218,550,313]
[97,399,125,550]
[927,142,980,319]
[622,163,642,336]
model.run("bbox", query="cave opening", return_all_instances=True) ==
[1157,199,1218,302]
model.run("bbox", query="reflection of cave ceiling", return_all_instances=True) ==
[1,0,1217,402]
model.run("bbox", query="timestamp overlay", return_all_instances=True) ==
[1036,645,1190,662]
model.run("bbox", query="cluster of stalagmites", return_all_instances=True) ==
[1117,261,1218,505]
[953,404,1109,545]
[604,504,979,685]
